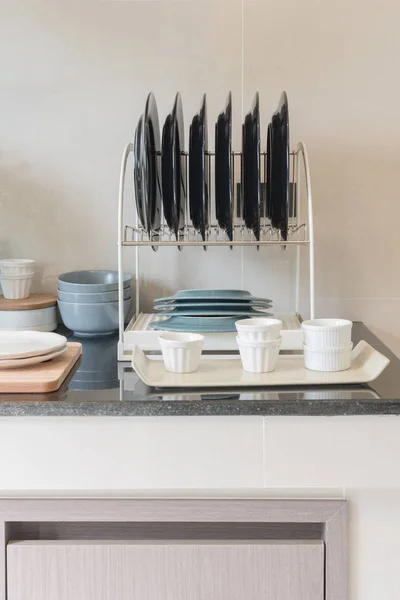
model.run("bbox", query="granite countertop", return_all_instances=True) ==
[0,323,398,417]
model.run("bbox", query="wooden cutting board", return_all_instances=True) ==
[0,343,82,393]
[0,294,58,311]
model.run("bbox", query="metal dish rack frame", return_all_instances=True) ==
[117,141,314,360]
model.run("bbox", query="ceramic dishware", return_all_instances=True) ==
[236,317,282,342]
[215,91,233,240]
[154,289,272,303]
[242,92,261,240]
[162,92,186,243]
[58,298,130,337]
[236,335,282,373]
[0,346,67,370]
[303,343,353,372]
[0,259,35,275]
[58,271,131,293]
[149,315,240,333]
[0,330,67,360]
[58,287,131,304]
[189,94,209,244]
[132,341,390,388]
[158,332,204,373]
[154,300,272,310]
[7,323,57,332]
[0,306,56,329]
[142,92,162,242]
[0,272,34,299]
[155,307,271,317]
[270,91,289,240]
[134,94,162,243]
[302,319,353,348]
[133,114,145,230]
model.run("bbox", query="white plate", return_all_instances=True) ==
[131,341,390,388]
[0,323,58,333]
[0,331,67,360]
[0,346,67,370]
[0,306,56,328]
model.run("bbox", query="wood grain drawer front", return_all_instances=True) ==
[7,540,324,600]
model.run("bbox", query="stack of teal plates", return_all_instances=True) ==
[149,290,272,332]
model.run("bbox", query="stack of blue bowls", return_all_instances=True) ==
[57,270,132,337]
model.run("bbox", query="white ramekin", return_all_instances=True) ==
[0,259,35,275]
[236,336,282,373]
[303,343,353,372]
[159,332,204,374]
[236,317,282,342]
[0,273,34,299]
[301,318,352,348]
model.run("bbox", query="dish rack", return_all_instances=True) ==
[117,141,314,361]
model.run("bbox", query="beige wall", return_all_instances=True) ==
[0,0,399,354]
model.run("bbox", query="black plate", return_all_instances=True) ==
[266,122,272,219]
[189,94,209,242]
[142,93,161,239]
[270,91,289,240]
[242,92,261,240]
[162,93,186,242]
[215,92,233,240]
[133,115,146,229]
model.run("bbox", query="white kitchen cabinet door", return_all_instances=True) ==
[7,540,324,600]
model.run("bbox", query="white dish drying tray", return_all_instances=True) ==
[131,341,390,389]
[119,313,303,360]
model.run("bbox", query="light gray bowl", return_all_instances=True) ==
[58,287,130,304]
[58,298,130,337]
[58,270,131,293]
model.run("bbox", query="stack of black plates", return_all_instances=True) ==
[149,290,272,333]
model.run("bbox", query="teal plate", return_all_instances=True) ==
[154,308,272,317]
[154,289,272,303]
[154,301,272,311]
[149,315,241,333]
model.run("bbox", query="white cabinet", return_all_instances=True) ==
[7,540,324,600]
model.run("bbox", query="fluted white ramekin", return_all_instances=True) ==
[301,319,352,348]
[237,336,282,373]
[159,332,204,374]
[303,343,353,372]
[0,259,35,275]
[0,272,34,299]
[236,317,282,342]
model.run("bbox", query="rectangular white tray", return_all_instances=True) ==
[119,313,304,360]
[131,341,390,389]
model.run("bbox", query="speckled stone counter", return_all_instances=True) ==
[0,323,398,416]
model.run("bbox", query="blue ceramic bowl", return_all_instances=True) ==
[58,270,131,293]
[58,298,130,337]
[58,287,130,304]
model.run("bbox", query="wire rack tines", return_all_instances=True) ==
[122,148,309,248]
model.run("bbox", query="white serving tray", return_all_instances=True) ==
[131,341,390,388]
[119,312,304,360]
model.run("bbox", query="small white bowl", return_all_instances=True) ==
[158,332,204,374]
[0,272,34,299]
[303,343,353,372]
[236,317,282,342]
[236,335,282,373]
[301,318,352,348]
[0,259,35,275]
